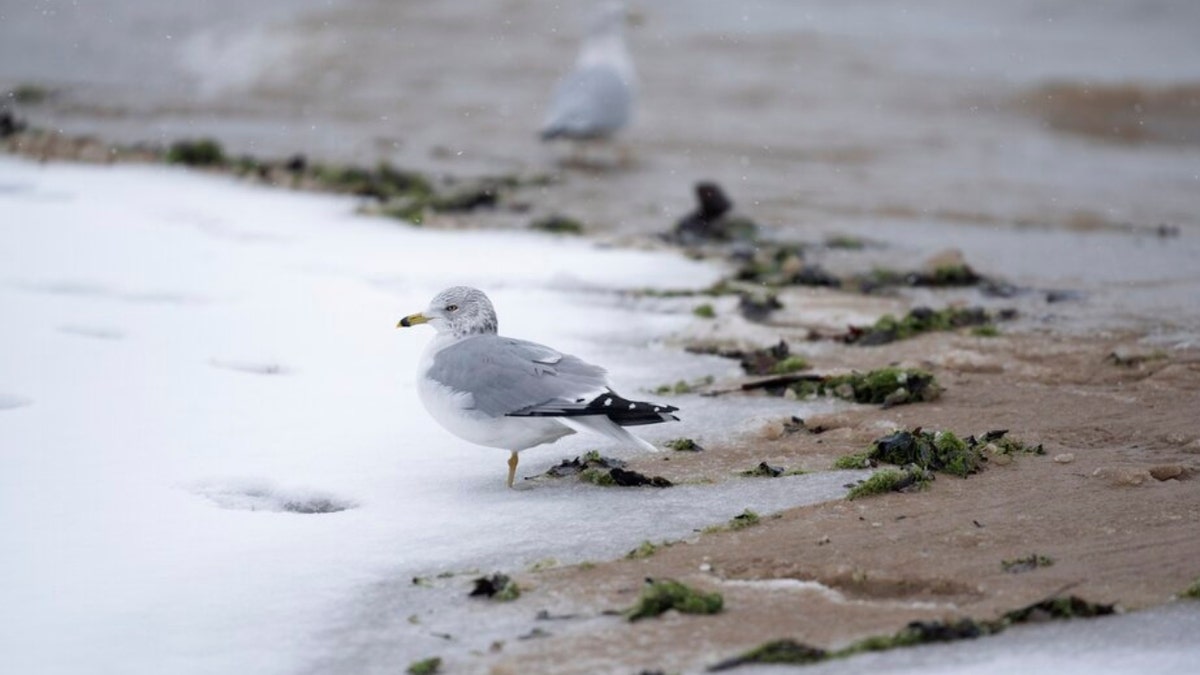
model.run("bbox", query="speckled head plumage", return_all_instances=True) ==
[398,286,498,338]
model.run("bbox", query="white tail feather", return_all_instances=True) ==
[559,416,658,452]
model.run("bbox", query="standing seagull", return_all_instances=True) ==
[398,287,678,488]
[540,2,636,144]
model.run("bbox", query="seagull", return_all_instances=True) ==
[540,2,636,144]
[398,286,679,488]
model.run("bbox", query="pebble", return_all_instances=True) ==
[1149,465,1185,481]
[1092,466,1153,486]
[1053,453,1075,464]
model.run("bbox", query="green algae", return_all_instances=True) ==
[653,375,715,396]
[702,509,763,533]
[739,462,784,477]
[846,467,931,500]
[626,540,674,559]
[1002,554,1055,573]
[529,214,584,234]
[739,462,807,478]
[407,657,442,675]
[469,574,520,601]
[971,324,1000,337]
[729,509,761,530]
[832,451,872,470]
[166,139,225,167]
[708,595,1115,671]
[770,355,810,374]
[847,306,1005,346]
[824,235,866,250]
[579,467,617,486]
[1000,596,1115,623]
[1180,578,1200,599]
[693,303,716,319]
[9,84,52,104]
[627,579,724,622]
[851,264,983,293]
[789,367,940,408]
[837,429,1038,488]
[869,429,984,477]
[708,640,827,670]
[665,438,702,452]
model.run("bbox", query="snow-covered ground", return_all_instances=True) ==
[5,158,1198,675]
[0,157,864,673]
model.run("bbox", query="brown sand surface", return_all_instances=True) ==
[478,330,1200,674]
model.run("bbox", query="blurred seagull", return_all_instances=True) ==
[398,286,678,488]
[540,2,636,146]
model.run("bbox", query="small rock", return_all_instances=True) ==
[882,387,910,408]
[1053,453,1075,464]
[923,248,967,272]
[1092,466,1153,486]
[1149,465,1184,481]
[991,452,1014,467]
[758,419,786,441]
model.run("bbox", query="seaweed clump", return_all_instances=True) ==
[791,367,940,408]
[667,182,758,245]
[664,438,703,452]
[653,376,714,396]
[627,579,724,621]
[406,657,442,675]
[1002,554,1056,574]
[167,138,225,166]
[708,595,1115,671]
[869,429,985,477]
[626,540,674,559]
[708,640,827,670]
[845,306,1013,346]
[543,451,671,487]
[705,509,762,533]
[529,214,584,235]
[846,466,933,500]
[733,244,841,288]
[1179,578,1200,599]
[836,429,1043,497]
[689,340,808,376]
[469,573,521,601]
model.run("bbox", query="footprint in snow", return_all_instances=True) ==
[190,479,355,514]
[14,281,211,306]
[58,324,126,340]
[209,359,293,376]
[0,394,33,411]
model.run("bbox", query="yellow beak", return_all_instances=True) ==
[398,312,429,328]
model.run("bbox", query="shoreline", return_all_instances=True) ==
[3,130,1199,674]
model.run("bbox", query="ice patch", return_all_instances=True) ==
[189,479,356,514]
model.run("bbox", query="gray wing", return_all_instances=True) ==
[426,335,609,417]
[541,65,632,139]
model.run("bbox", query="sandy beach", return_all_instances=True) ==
[3,1,1199,673]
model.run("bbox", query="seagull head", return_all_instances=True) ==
[398,286,498,337]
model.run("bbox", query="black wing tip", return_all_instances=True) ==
[504,392,679,424]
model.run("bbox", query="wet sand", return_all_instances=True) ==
[479,330,1200,673]
[4,0,1200,672]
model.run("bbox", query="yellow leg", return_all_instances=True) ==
[506,451,519,488]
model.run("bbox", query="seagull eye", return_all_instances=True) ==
[445,304,458,312]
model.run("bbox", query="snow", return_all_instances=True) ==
[0,157,853,674]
